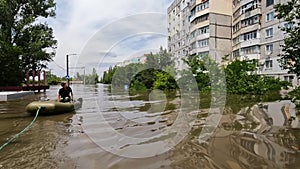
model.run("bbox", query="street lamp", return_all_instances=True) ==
[66,53,79,86]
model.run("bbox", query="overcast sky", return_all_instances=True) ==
[47,0,173,77]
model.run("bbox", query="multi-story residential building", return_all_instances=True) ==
[189,0,233,62]
[168,0,299,85]
[168,0,191,70]
[232,0,262,61]
[259,0,297,85]
[168,0,233,65]
[232,0,298,85]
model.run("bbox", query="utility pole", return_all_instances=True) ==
[83,67,86,85]
[66,54,69,86]
[66,53,79,86]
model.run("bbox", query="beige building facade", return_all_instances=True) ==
[168,0,233,66]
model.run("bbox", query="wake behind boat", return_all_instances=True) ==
[26,98,83,115]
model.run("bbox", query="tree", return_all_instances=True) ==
[275,0,300,76]
[0,0,57,86]
[76,68,100,85]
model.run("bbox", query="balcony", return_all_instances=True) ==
[190,47,209,55]
[240,54,260,60]
[240,24,260,34]
[190,20,209,32]
[189,33,209,45]
[196,33,210,41]
[240,0,257,7]
[232,43,241,51]
[240,38,260,48]
[241,8,262,20]
[190,9,210,23]
[190,0,197,10]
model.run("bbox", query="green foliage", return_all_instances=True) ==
[101,49,289,96]
[101,47,177,91]
[0,41,23,86]
[100,66,117,84]
[0,0,57,86]
[275,1,300,76]
[182,55,290,95]
[75,68,99,85]
[288,86,300,100]
[153,70,177,90]
[181,55,210,91]
[46,71,62,85]
[225,59,290,94]
[130,79,147,92]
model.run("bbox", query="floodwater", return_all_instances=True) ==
[0,84,300,169]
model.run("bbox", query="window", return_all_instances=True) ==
[241,45,260,54]
[241,15,259,27]
[266,27,273,37]
[284,22,294,30]
[284,76,294,83]
[190,31,196,38]
[199,26,209,34]
[191,14,209,26]
[198,51,209,57]
[233,8,240,19]
[233,50,240,58]
[233,23,240,33]
[233,37,240,45]
[191,42,196,49]
[266,0,274,7]
[266,11,274,22]
[233,0,241,6]
[266,60,273,68]
[190,26,209,39]
[190,1,209,18]
[198,39,209,47]
[241,31,257,41]
[241,0,259,14]
[266,44,273,53]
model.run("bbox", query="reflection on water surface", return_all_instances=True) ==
[0,84,299,169]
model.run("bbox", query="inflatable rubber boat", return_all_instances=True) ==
[26,98,83,115]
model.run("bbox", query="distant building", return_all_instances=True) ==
[116,54,148,67]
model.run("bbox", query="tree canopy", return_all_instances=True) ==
[0,0,57,86]
[100,48,177,91]
[275,0,300,76]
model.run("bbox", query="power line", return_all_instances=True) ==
[52,61,66,71]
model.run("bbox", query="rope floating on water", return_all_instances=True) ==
[0,107,43,151]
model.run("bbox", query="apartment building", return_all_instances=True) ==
[168,0,191,70]
[189,0,233,62]
[168,0,299,85]
[232,0,298,85]
[168,0,233,67]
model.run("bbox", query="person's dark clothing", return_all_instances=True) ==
[59,87,72,102]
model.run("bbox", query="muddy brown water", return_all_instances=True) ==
[0,84,300,169]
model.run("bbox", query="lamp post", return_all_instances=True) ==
[66,53,79,86]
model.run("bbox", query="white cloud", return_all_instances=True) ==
[47,0,173,77]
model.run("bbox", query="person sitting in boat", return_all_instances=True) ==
[57,82,73,102]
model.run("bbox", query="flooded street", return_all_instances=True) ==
[0,84,300,169]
